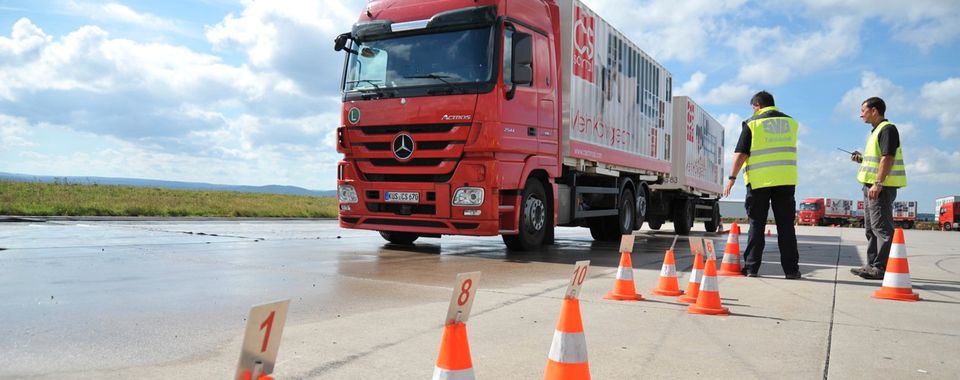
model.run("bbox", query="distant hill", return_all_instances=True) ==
[0,172,335,197]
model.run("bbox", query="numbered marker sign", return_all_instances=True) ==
[619,235,635,254]
[445,271,481,325]
[688,237,704,257]
[236,299,290,379]
[704,239,716,259]
[564,260,590,299]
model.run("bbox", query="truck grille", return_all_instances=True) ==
[347,122,470,183]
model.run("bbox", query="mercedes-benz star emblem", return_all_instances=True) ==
[392,133,414,161]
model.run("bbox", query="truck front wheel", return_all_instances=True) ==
[379,231,419,245]
[945,223,952,231]
[503,179,548,251]
[704,202,720,232]
[647,219,663,230]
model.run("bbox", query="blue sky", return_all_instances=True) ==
[1,0,958,212]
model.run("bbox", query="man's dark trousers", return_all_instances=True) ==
[863,184,897,271]
[742,184,800,275]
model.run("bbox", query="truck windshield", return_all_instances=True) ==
[344,27,494,93]
[799,203,819,211]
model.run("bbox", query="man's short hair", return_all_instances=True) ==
[750,91,775,108]
[863,97,886,116]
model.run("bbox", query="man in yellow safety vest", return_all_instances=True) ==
[723,91,801,279]
[849,97,906,280]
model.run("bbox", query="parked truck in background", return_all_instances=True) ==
[892,200,917,229]
[798,198,852,226]
[647,96,723,234]
[936,196,960,231]
[851,200,917,229]
[333,0,722,250]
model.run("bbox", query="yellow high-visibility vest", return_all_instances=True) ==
[744,106,798,189]
[857,121,907,187]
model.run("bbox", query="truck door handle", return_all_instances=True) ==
[528,127,536,136]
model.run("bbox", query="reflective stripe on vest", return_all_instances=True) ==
[744,106,799,189]
[857,121,907,187]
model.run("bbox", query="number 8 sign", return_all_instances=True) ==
[565,260,590,299]
[236,299,290,379]
[445,272,481,325]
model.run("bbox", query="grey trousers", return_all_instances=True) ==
[863,184,897,270]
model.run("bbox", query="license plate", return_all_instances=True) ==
[385,191,419,203]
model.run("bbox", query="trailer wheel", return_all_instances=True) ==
[704,202,720,232]
[673,198,694,235]
[379,231,419,245]
[503,179,548,251]
[647,219,662,230]
[633,185,648,230]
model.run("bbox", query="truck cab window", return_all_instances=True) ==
[503,29,513,85]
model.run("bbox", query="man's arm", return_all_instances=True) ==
[868,155,895,200]
[723,152,749,198]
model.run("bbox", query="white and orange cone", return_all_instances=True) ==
[873,228,920,302]
[688,256,729,315]
[545,298,590,380]
[433,322,475,380]
[678,251,704,303]
[718,223,744,276]
[650,249,683,296]
[603,251,644,301]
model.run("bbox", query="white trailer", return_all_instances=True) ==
[645,96,724,233]
[893,201,917,229]
[823,198,853,219]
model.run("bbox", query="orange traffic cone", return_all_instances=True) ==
[718,223,743,276]
[545,298,590,379]
[433,322,475,379]
[688,256,729,315]
[651,249,683,296]
[603,252,644,301]
[873,229,920,302]
[237,370,273,380]
[678,250,704,303]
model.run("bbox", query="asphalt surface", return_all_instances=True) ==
[1,219,958,379]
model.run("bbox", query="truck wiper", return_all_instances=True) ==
[344,79,395,99]
[404,74,463,94]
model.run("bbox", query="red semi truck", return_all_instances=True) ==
[333,0,721,250]
[936,196,960,231]
[798,198,852,226]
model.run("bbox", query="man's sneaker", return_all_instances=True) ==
[858,267,885,280]
[785,272,802,280]
[741,269,758,277]
[850,266,868,276]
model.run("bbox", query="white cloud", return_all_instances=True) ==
[0,114,35,150]
[65,1,184,34]
[735,16,861,86]
[919,77,960,138]
[702,82,753,106]
[834,71,910,121]
[676,71,706,97]
[581,0,746,63]
[907,148,960,185]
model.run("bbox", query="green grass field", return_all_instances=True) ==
[0,180,338,218]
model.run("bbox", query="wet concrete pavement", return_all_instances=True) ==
[1,220,958,379]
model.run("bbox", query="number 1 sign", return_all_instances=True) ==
[236,299,290,379]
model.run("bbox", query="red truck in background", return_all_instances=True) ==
[851,200,917,229]
[936,196,960,231]
[798,198,852,226]
[332,0,722,250]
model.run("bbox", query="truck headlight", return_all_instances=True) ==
[338,184,358,204]
[452,187,484,206]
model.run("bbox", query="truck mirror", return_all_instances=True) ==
[334,32,358,54]
[511,32,533,85]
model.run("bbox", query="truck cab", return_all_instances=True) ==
[940,202,959,231]
[797,198,824,226]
